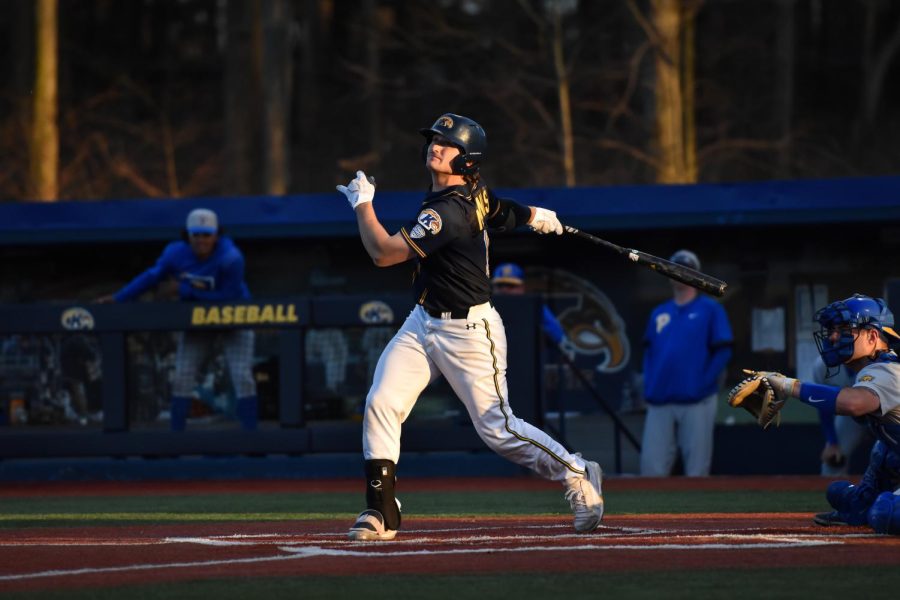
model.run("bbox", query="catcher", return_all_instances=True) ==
[728,293,900,534]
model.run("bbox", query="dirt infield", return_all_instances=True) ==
[3,514,900,592]
[1,476,898,593]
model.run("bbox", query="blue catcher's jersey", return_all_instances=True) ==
[114,236,251,302]
[853,352,900,453]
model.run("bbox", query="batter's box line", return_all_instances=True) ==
[278,538,843,559]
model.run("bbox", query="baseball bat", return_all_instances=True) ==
[563,225,728,297]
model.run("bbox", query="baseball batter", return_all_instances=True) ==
[730,294,900,534]
[97,208,258,431]
[336,113,604,541]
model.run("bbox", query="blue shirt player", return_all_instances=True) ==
[97,208,258,431]
[641,249,733,477]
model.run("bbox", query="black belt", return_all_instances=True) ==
[422,302,492,320]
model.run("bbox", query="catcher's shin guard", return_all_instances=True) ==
[365,459,401,530]
[868,491,900,535]
[826,442,900,525]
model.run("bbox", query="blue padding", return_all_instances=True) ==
[868,491,900,535]
[4,176,900,244]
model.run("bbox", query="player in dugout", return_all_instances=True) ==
[335,113,605,541]
[96,208,258,432]
[729,293,900,534]
[490,262,577,360]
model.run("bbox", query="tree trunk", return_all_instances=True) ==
[551,6,576,187]
[859,0,900,129]
[651,0,697,184]
[775,0,796,176]
[261,0,292,195]
[224,0,261,196]
[30,0,59,202]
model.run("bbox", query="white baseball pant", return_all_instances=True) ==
[363,303,587,482]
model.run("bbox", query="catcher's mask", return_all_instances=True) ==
[813,294,900,368]
[419,113,486,176]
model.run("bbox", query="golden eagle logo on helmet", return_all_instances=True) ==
[437,115,454,129]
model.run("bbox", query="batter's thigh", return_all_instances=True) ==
[363,315,440,463]
[640,404,678,476]
[428,311,586,482]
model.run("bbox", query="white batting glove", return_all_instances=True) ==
[529,206,563,235]
[336,170,376,210]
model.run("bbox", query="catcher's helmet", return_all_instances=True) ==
[813,294,900,367]
[419,113,486,176]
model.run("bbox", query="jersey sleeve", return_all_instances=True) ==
[854,363,900,417]
[113,243,177,302]
[399,199,462,258]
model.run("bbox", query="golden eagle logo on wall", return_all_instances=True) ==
[527,268,630,373]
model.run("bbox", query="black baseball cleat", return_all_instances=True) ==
[813,511,850,527]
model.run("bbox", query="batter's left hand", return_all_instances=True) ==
[529,206,563,235]
[336,170,376,210]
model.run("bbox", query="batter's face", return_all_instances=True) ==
[829,326,880,364]
[426,134,462,174]
[189,232,217,260]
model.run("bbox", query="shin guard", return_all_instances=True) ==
[365,459,401,530]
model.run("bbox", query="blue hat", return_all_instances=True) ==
[186,208,218,234]
[491,263,524,286]
[669,249,700,270]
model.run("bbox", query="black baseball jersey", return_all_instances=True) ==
[399,183,528,314]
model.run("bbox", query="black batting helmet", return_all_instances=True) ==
[419,113,486,176]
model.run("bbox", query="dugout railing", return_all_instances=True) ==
[0,294,566,462]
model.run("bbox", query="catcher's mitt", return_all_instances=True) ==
[727,370,789,428]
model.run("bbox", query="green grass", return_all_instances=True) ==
[0,489,826,527]
[4,568,896,600]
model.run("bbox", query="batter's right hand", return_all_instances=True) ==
[528,206,563,235]
[336,170,376,210]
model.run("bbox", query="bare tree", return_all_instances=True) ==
[29,0,59,201]
[645,0,699,183]
[261,0,293,195]
[224,0,263,196]
[858,0,900,132]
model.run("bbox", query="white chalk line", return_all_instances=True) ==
[0,524,854,582]
[0,522,872,548]
[0,536,842,582]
